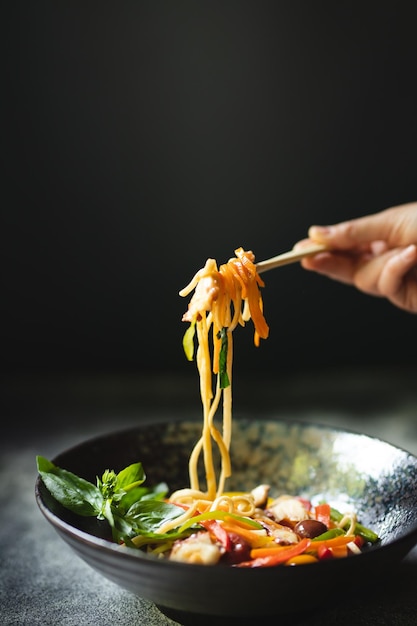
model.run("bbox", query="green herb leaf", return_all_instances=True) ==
[183,322,196,361]
[36,455,103,517]
[117,482,168,514]
[37,456,179,545]
[115,462,146,491]
[108,508,140,543]
[126,499,185,534]
[217,327,230,388]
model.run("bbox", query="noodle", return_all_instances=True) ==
[171,248,269,510]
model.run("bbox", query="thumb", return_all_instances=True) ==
[308,206,412,250]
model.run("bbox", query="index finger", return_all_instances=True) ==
[308,204,417,250]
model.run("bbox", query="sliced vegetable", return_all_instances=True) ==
[328,545,349,558]
[330,507,379,544]
[199,519,231,550]
[353,535,365,549]
[178,509,262,533]
[347,540,362,555]
[220,523,267,548]
[317,545,333,560]
[239,538,311,567]
[223,514,264,531]
[314,502,331,527]
[249,543,297,558]
[285,554,318,565]
[307,534,355,551]
[311,527,345,541]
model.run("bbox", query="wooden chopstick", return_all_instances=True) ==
[256,243,328,274]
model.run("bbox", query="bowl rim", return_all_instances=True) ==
[37,414,417,463]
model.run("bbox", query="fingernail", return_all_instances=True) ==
[308,225,333,240]
[370,240,388,256]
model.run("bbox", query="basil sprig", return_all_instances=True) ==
[36,456,185,545]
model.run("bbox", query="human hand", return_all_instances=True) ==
[295,202,417,313]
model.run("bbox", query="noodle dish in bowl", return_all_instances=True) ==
[35,248,417,618]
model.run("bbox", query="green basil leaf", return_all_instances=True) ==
[36,455,103,516]
[117,482,169,513]
[109,508,139,543]
[36,457,180,545]
[217,327,230,389]
[115,462,146,492]
[140,482,169,501]
[127,500,184,534]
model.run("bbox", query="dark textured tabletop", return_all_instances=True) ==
[2,366,417,625]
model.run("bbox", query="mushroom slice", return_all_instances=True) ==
[267,495,310,524]
[259,516,300,545]
[169,532,221,565]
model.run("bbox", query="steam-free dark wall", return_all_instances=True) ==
[4,2,417,377]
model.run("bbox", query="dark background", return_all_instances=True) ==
[3,1,417,382]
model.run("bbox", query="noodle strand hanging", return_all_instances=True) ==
[174,248,269,506]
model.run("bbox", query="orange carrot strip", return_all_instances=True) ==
[250,544,297,559]
[329,545,349,558]
[308,535,355,550]
[220,523,267,548]
[238,538,311,568]
[246,280,269,339]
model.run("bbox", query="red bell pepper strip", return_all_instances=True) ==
[317,545,333,560]
[199,519,231,551]
[314,502,331,527]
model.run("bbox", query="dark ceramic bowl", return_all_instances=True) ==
[35,418,417,618]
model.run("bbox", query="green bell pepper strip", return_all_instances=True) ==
[178,509,263,533]
[330,507,379,544]
[311,527,345,541]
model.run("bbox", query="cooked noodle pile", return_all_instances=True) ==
[160,248,268,533]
